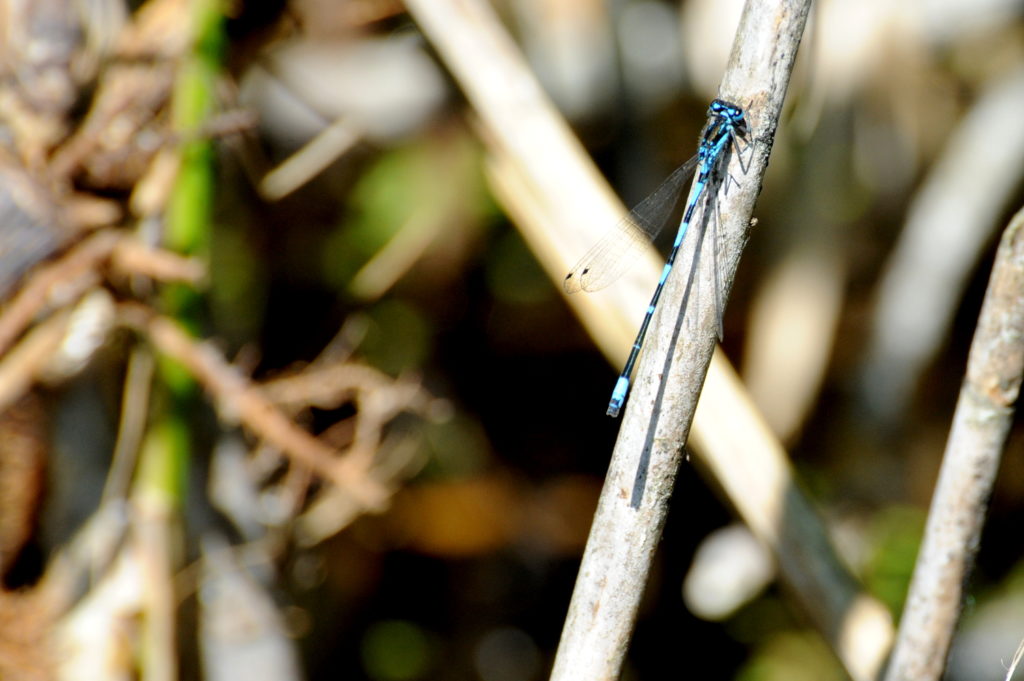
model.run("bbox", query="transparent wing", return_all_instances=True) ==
[564,156,700,294]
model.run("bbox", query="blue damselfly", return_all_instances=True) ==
[565,99,749,417]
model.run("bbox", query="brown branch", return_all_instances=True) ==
[0,229,209,361]
[0,308,73,414]
[262,362,433,473]
[109,239,207,285]
[0,230,119,357]
[116,303,391,511]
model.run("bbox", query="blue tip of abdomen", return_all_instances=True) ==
[607,376,630,417]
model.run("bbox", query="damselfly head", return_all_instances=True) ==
[708,99,748,135]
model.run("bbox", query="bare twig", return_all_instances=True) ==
[110,239,207,284]
[0,229,201,360]
[884,208,1024,681]
[261,361,435,470]
[0,229,119,356]
[259,116,362,201]
[103,347,156,504]
[116,302,391,511]
[0,307,73,414]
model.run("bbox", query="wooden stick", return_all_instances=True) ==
[884,209,1024,681]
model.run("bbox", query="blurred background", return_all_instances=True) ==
[1,0,1024,679]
